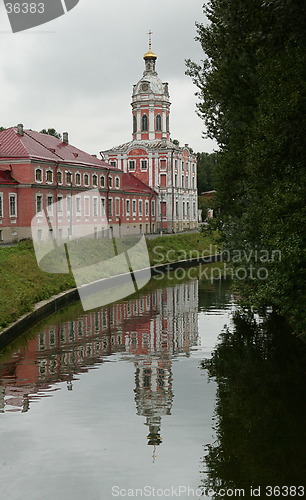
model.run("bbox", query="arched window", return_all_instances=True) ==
[156,114,162,131]
[133,115,137,134]
[141,114,148,131]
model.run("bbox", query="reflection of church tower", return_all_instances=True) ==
[134,356,173,447]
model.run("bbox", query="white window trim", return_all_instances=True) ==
[108,176,113,188]
[36,193,43,215]
[145,200,149,216]
[46,194,54,215]
[84,173,90,187]
[65,170,72,185]
[138,199,143,216]
[75,171,81,186]
[108,197,113,216]
[128,160,135,171]
[84,196,90,217]
[0,192,3,218]
[126,199,130,215]
[132,198,137,216]
[151,200,155,216]
[35,168,43,184]
[93,196,99,217]
[76,196,82,215]
[46,169,53,184]
[92,174,98,187]
[140,160,148,170]
[115,196,120,216]
[57,195,63,214]
[57,169,63,185]
[100,175,105,188]
[100,196,106,216]
[115,176,120,189]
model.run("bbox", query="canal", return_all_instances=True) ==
[0,269,305,499]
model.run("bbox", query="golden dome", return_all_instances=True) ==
[143,49,157,59]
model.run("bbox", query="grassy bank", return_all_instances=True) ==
[0,233,217,330]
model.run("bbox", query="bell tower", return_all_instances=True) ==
[131,32,171,141]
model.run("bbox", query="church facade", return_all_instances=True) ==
[103,43,198,233]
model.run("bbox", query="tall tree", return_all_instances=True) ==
[186,0,306,334]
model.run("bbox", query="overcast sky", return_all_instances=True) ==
[0,0,217,155]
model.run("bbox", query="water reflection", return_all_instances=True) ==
[0,277,199,445]
[201,312,306,496]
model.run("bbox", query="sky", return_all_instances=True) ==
[0,0,217,156]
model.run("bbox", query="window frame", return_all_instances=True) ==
[9,193,18,219]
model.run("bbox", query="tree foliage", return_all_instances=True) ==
[186,0,306,334]
[39,128,62,139]
[197,152,217,194]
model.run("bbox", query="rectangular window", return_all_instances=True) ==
[0,229,3,241]
[174,174,177,187]
[46,170,53,183]
[9,194,17,217]
[183,201,185,216]
[132,200,136,215]
[75,172,81,185]
[101,197,106,216]
[35,168,42,182]
[57,195,63,213]
[76,196,81,215]
[151,200,155,216]
[176,201,178,216]
[160,159,167,170]
[128,160,135,170]
[126,199,130,215]
[138,199,143,216]
[66,195,72,215]
[47,195,53,215]
[57,170,62,184]
[93,197,98,217]
[36,194,43,214]
[115,198,120,216]
[108,198,113,216]
[145,200,149,216]
[181,175,184,188]
[186,176,189,188]
[0,193,3,217]
[110,161,116,168]
[84,196,90,216]
[141,160,147,170]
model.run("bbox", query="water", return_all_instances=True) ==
[0,271,305,499]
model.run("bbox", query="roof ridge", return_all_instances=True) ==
[23,130,65,161]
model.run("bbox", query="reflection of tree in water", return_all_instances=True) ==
[201,313,306,498]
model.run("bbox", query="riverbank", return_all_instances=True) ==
[0,233,218,331]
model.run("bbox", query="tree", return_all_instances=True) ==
[0,127,6,132]
[186,0,306,334]
[40,128,62,139]
[197,152,217,194]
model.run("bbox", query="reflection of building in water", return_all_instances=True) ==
[0,280,198,415]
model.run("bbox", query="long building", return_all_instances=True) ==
[0,125,157,243]
[102,41,198,233]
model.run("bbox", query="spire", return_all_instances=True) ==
[143,30,157,60]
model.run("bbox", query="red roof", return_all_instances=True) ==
[122,172,156,195]
[0,127,109,169]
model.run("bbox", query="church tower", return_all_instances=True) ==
[131,32,171,142]
[102,35,198,234]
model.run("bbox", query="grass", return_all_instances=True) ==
[0,232,217,331]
